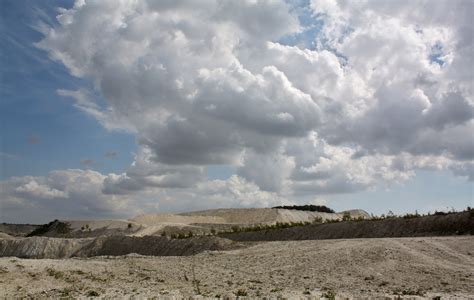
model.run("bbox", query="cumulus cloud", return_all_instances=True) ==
[1,170,130,223]
[15,180,67,199]
[1,0,472,221]
[102,147,206,194]
[0,168,287,223]
[310,0,473,156]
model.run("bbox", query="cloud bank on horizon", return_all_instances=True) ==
[2,0,473,222]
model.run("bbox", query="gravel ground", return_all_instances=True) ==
[0,236,472,299]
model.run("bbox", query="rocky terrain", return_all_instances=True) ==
[1,208,370,239]
[0,236,472,298]
[1,207,473,298]
[1,210,471,261]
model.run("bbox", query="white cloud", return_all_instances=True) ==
[0,168,287,223]
[102,147,205,194]
[15,180,67,199]
[1,170,131,223]
[2,0,472,221]
[237,146,296,193]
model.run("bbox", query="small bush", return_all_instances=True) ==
[60,288,72,297]
[46,267,64,279]
[313,216,323,223]
[342,212,352,221]
[393,288,424,296]
[402,212,420,219]
[324,219,340,224]
[86,290,100,297]
[235,289,248,296]
[321,289,336,300]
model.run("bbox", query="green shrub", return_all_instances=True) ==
[342,212,352,221]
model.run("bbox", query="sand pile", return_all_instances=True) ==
[67,219,140,231]
[180,208,281,224]
[131,214,227,225]
[0,224,40,237]
[275,209,340,223]
[180,207,368,224]
[125,208,356,236]
[0,233,14,239]
[0,208,371,239]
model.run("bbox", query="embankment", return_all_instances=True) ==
[0,236,241,259]
[220,211,474,241]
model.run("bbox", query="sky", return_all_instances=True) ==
[1,0,473,224]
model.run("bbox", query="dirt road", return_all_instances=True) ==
[0,236,472,298]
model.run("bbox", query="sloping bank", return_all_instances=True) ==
[219,211,474,241]
[0,236,241,259]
